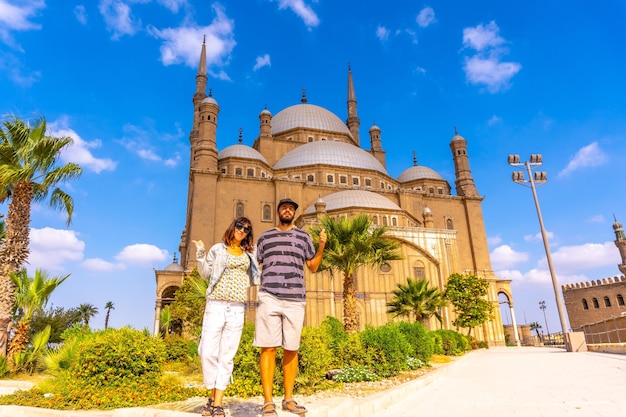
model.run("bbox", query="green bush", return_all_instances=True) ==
[431,329,469,356]
[0,354,8,378]
[296,325,335,393]
[335,332,371,368]
[397,321,434,363]
[359,323,413,378]
[430,331,444,355]
[163,335,197,362]
[71,327,166,386]
[319,316,348,357]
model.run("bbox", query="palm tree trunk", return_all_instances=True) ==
[7,321,28,370]
[342,273,359,332]
[0,182,33,356]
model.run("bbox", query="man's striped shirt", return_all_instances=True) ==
[256,227,316,301]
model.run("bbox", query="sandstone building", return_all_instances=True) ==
[154,41,516,346]
[562,217,626,331]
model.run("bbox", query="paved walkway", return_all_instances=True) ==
[1,347,625,417]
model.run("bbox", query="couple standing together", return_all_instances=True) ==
[193,198,327,417]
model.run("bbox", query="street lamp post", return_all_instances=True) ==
[508,154,571,351]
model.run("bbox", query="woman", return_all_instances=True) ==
[193,216,261,417]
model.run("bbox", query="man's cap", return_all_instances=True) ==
[277,198,299,211]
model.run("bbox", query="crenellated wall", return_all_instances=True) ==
[562,276,626,329]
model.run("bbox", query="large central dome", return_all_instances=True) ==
[271,103,353,137]
[274,141,388,175]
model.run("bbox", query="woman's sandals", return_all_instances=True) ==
[282,399,308,415]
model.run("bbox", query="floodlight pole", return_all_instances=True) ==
[508,154,571,351]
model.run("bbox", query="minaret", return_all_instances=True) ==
[612,215,626,275]
[368,121,386,168]
[346,64,360,146]
[191,37,208,144]
[449,128,478,197]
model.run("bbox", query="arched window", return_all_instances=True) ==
[235,167,243,176]
[327,174,334,183]
[307,174,314,182]
[413,261,425,279]
[263,204,272,221]
[618,294,625,306]
[446,219,454,230]
[382,216,388,226]
[592,297,599,309]
[247,168,254,177]
[582,299,589,310]
[372,215,378,225]
[604,296,612,307]
[391,217,397,226]
[236,202,244,218]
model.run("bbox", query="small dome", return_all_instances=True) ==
[219,144,268,164]
[274,141,387,174]
[260,108,272,116]
[423,206,432,214]
[397,165,443,182]
[304,190,401,214]
[201,96,218,105]
[451,133,465,142]
[369,124,381,133]
[164,261,184,272]
[271,103,353,138]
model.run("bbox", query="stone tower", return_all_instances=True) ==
[613,215,626,276]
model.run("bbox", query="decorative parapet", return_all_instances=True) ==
[562,275,626,291]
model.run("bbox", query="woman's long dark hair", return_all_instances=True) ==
[222,216,254,252]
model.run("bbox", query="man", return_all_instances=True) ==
[254,198,327,416]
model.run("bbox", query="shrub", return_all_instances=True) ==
[0,355,8,378]
[397,321,434,363]
[431,329,469,356]
[163,335,197,362]
[359,323,413,378]
[296,325,335,393]
[319,316,348,357]
[71,327,166,386]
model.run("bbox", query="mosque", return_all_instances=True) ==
[154,41,516,346]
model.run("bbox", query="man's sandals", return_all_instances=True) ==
[282,399,308,415]
[261,399,308,415]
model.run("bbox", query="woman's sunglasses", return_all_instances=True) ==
[235,222,251,234]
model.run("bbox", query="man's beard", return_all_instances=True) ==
[279,213,294,225]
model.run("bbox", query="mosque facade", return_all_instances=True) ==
[154,41,515,346]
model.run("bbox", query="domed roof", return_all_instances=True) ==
[201,96,218,105]
[271,103,353,137]
[274,141,387,174]
[397,165,443,182]
[304,190,401,214]
[218,144,268,164]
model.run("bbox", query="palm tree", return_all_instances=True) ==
[310,215,403,332]
[77,303,98,327]
[0,116,82,356]
[159,306,172,338]
[387,278,448,325]
[530,321,542,338]
[104,301,115,329]
[8,269,70,362]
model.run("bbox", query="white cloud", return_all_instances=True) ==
[27,227,85,272]
[461,21,521,93]
[0,52,41,86]
[148,3,236,70]
[117,122,183,167]
[487,115,502,126]
[74,5,87,25]
[544,241,619,275]
[463,21,504,51]
[0,0,45,49]
[523,231,554,242]
[98,0,141,40]
[416,6,436,28]
[376,25,389,42]
[557,142,608,178]
[487,235,502,246]
[274,0,319,29]
[490,244,529,270]
[82,258,124,271]
[253,54,271,71]
[587,215,605,223]
[115,243,169,267]
[48,117,117,173]
[157,0,187,13]
[463,55,521,93]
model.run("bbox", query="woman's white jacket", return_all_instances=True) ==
[196,243,261,296]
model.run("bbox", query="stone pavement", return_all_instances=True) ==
[1,347,625,417]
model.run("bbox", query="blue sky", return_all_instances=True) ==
[1,0,625,335]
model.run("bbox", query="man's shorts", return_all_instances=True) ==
[253,291,305,351]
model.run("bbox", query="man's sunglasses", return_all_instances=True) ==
[235,222,251,234]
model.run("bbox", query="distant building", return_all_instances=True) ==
[154,41,516,346]
[562,217,626,329]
